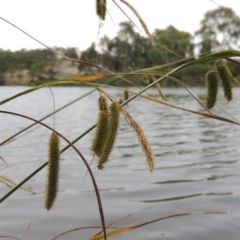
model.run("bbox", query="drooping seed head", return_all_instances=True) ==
[214,60,233,102]
[45,132,60,210]
[119,0,153,41]
[96,0,107,21]
[91,109,109,157]
[121,107,154,172]
[205,69,218,109]
[98,102,120,170]
[91,96,109,157]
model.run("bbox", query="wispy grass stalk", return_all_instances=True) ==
[121,107,154,172]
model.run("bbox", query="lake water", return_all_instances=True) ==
[0,86,240,240]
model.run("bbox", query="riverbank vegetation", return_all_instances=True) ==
[1,6,240,86]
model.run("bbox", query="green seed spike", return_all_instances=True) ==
[96,0,107,21]
[215,60,233,102]
[98,102,120,170]
[91,96,109,157]
[45,132,60,211]
[205,69,218,109]
[91,110,109,157]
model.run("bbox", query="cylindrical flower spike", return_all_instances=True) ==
[96,0,107,21]
[205,69,218,109]
[215,60,233,102]
[98,102,120,170]
[91,96,109,157]
[45,132,60,210]
[98,95,108,111]
[121,107,154,172]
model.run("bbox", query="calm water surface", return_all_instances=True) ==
[0,86,240,240]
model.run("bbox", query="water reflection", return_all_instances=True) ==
[151,179,202,184]
[206,174,239,181]
[137,194,203,202]
[137,192,233,203]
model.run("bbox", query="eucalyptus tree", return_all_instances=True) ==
[195,7,240,54]
[151,25,194,64]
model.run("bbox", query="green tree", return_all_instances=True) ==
[64,47,78,59]
[0,49,7,78]
[152,25,194,63]
[195,7,240,54]
[65,47,79,65]
[99,35,115,70]
[78,43,99,74]
[117,21,137,42]
[29,62,44,81]
[99,22,152,72]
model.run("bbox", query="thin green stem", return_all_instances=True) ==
[0,80,65,106]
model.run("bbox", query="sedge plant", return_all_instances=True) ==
[1,1,240,239]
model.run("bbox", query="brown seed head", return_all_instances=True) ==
[96,0,107,21]
[121,107,154,172]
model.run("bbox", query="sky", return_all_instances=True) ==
[0,0,240,52]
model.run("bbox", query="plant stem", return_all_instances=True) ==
[0,110,107,240]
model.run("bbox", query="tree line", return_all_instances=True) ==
[0,7,240,86]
